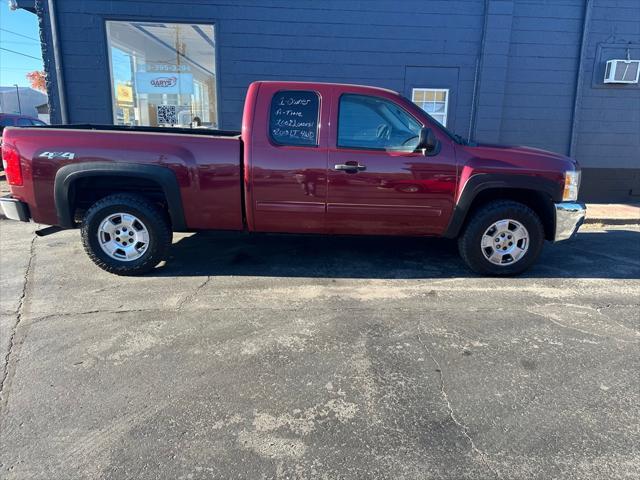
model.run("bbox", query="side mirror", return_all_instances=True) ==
[416,127,439,154]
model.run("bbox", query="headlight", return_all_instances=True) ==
[563,170,581,202]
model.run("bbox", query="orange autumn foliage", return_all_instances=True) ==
[26,70,46,92]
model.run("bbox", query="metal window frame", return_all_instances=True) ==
[411,88,449,127]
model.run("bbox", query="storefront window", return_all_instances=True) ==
[106,21,217,128]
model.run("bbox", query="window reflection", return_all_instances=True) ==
[107,22,217,128]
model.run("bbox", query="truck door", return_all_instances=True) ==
[248,85,329,233]
[327,92,457,236]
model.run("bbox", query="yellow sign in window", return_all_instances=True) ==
[116,84,133,104]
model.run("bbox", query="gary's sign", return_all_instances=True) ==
[135,72,194,95]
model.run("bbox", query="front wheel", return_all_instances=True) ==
[458,200,545,276]
[81,194,172,276]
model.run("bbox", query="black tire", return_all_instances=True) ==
[81,194,172,276]
[458,200,545,276]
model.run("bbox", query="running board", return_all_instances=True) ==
[35,226,65,237]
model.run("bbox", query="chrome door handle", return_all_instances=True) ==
[334,163,366,173]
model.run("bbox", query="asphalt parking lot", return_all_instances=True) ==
[0,217,639,479]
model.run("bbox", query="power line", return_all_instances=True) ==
[0,68,43,77]
[0,28,39,42]
[3,40,40,46]
[0,46,42,61]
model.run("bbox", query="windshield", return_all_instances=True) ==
[425,112,467,145]
[398,94,467,145]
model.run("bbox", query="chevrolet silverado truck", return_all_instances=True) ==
[0,81,586,276]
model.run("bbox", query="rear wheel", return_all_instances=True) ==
[81,194,172,275]
[458,200,544,276]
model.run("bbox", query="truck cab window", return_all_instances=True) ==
[338,94,421,150]
[269,90,320,147]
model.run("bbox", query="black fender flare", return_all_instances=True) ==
[54,162,187,230]
[443,173,562,238]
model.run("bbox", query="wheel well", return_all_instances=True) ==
[463,188,555,241]
[69,175,169,223]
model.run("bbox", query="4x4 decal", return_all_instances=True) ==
[39,151,76,160]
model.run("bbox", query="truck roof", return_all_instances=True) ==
[251,81,400,96]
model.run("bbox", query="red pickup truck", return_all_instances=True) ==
[1,81,585,276]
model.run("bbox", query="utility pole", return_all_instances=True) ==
[14,84,22,114]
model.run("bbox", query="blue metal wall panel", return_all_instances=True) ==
[574,0,640,170]
[499,0,584,155]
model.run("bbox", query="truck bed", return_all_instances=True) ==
[2,125,245,231]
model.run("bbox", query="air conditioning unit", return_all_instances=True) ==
[604,59,640,84]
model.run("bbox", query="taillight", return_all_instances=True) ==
[2,143,23,186]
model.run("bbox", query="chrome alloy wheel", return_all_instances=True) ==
[97,213,150,261]
[481,219,529,266]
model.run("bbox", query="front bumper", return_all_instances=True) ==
[0,195,31,222]
[554,202,586,242]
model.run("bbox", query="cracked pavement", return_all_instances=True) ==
[0,219,639,479]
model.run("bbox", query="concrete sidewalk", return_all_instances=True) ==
[585,203,640,225]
